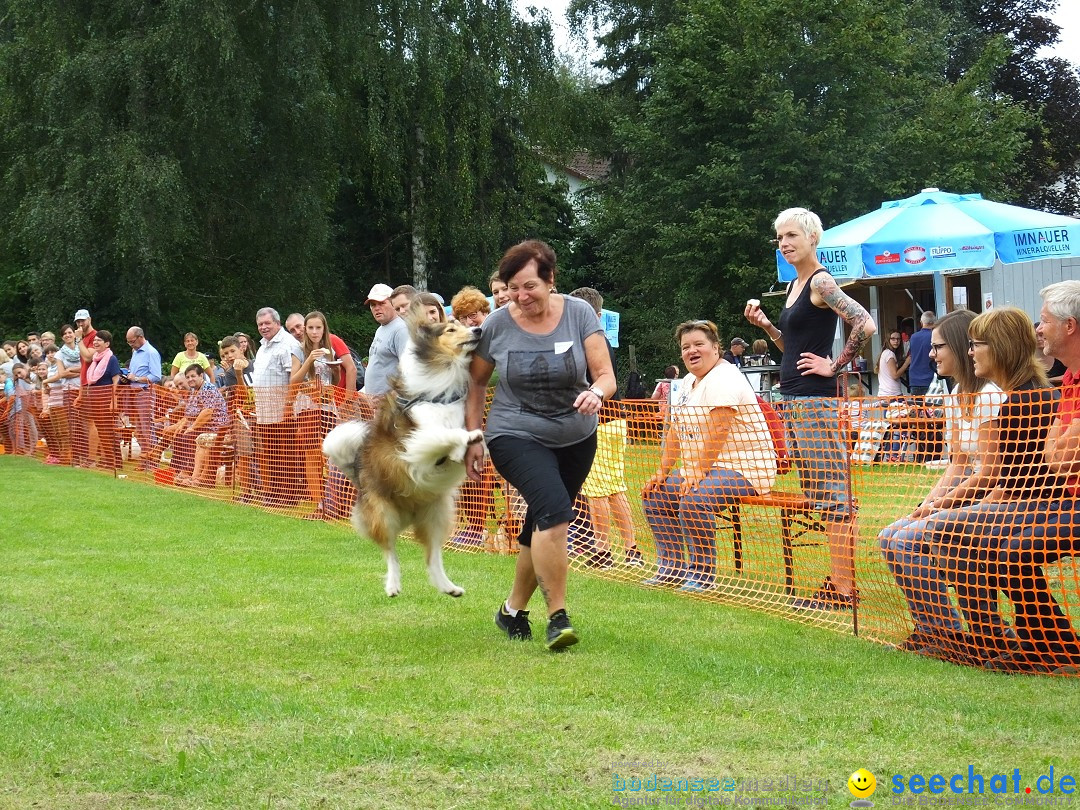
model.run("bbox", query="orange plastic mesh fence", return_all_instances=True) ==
[10,382,1079,676]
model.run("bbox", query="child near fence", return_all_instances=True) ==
[581,402,643,568]
[7,363,38,455]
[219,337,258,503]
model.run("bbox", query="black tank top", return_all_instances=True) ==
[778,269,841,397]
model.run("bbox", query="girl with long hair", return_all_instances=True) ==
[290,311,341,519]
[877,330,910,399]
[879,309,1003,651]
[921,308,1060,665]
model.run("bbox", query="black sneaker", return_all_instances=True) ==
[494,604,532,641]
[545,609,579,651]
[624,548,644,567]
[898,629,939,653]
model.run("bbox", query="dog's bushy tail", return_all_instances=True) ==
[322,420,370,488]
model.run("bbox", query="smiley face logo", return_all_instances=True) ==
[848,768,877,799]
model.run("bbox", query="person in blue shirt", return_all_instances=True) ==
[907,312,936,396]
[125,326,162,467]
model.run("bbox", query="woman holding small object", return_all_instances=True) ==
[744,208,876,610]
[84,330,124,471]
[291,311,343,520]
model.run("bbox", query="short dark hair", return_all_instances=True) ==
[184,363,205,377]
[498,239,556,285]
[96,329,113,345]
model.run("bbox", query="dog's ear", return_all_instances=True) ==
[415,320,440,339]
[403,310,428,340]
[404,299,445,338]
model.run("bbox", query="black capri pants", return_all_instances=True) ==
[487,432,598,548]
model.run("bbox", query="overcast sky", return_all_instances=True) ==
[516,1,1079,67]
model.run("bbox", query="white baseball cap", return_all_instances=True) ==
[73,308,91,321]
[365,283,394,303]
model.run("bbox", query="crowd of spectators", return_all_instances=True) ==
[3,267,1079,671]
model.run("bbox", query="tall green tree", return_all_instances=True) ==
[0,0,588,343]
[938,0,1080,215]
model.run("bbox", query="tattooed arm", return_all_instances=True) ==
[807,273,876,376]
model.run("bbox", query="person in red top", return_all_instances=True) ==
[70,308,98,465]
[994,281,1080,673]
[71,308,97,385]
[290,311,357,519]
[285,311,357,402]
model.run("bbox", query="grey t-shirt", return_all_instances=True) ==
[364,316,409,396]
[478,295,603,447]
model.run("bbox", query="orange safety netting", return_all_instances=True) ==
[5,380,1078,676]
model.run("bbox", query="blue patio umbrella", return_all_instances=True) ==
[777,188,1080,282]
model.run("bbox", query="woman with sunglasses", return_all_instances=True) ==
[744,208,876,610]
[878,309,1004,652]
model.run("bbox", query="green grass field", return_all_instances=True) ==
[2,455,1079,809]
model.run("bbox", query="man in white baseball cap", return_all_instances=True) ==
[71,307,97,465]
[363,283,408,398]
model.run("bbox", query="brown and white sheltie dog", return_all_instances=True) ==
[322,316,484,597]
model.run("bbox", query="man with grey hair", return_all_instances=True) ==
[252,307,304,506]
[991,281,1080,674]
[125,325,163,467]
[907,311,937,396]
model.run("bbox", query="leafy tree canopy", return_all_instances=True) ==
[0,0,588,348]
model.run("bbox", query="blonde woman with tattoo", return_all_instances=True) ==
[744,208,876,610]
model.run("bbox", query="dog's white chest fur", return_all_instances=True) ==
[321,318,484,598]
